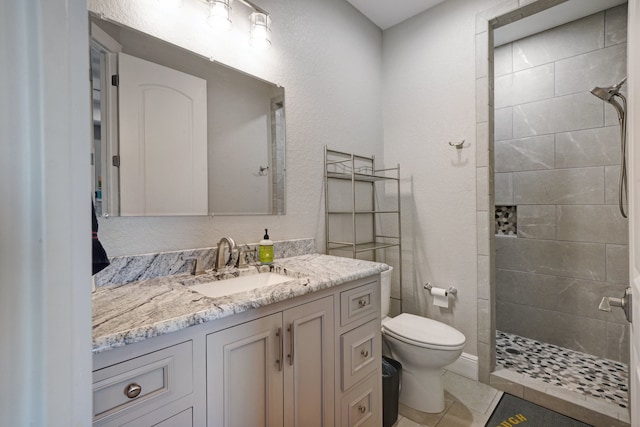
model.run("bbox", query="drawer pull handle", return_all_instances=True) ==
[124,383,142,399]
[358,405,367,414]
[360,349,369,358]
[358,299,368,308]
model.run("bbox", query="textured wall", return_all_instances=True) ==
[493,4,630,362]
[381,0,505,359]
[89,0,383,256]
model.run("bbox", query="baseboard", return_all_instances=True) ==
[445,352,478,381]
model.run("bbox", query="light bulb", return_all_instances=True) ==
[250,12,271,49]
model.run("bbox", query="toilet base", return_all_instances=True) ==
[398,366,445,413]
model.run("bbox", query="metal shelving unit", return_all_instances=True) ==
[324,146,403,309]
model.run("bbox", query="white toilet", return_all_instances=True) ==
[380,267,466,413]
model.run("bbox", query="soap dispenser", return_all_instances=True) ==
[259,229,274,265]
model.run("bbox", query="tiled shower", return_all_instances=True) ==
[492,1,630,407]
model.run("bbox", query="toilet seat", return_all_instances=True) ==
[382,313,465,350]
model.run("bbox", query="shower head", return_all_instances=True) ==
[591,77,627,102]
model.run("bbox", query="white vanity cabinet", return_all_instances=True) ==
[92,273,382,427]
[207,296,335,427]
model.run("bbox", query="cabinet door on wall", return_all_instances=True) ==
[207,313,284,427]
[283,296,335,427]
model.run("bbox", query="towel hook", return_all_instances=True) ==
[448,140,466,150]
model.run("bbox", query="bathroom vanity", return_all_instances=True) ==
[92,254,385,427]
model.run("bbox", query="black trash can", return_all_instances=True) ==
[382,356,402,427]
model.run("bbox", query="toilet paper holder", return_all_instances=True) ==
[424,282,458,296]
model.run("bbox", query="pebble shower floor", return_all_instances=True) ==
[496,331,629,409]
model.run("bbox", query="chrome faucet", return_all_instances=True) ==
[214,237,236,271]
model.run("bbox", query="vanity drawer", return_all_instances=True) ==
[93,340,193,424]
[340,374,380,427]
[341,319,380,391]
[340,281,379,327]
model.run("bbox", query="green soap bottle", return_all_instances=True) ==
[259,229,274,265]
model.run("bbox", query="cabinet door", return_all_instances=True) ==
[207,313,284,427]
[283,296,335,427]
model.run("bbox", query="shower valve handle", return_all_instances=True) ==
[598,288,632,323]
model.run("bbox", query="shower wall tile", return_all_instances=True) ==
[478,298,491,344]
[494,173,513,205]
[495,64,555,109]
[477,76,489,122]
[553,277,629,324]
[555,126,621,168]
[511,12,605,72]
[496,301,608,358]
[606,244,629,285]
[494,107,513,141]
[604,100,621,126]
[497,268,628,324]
[476,31,489,79]
[476,121,489,167]
[494,74,513,109]
[605,165,621,205]
[477,167,490,211]
[494,134,555,172]
[605,3,628,47]
[495,236,606,281]
[557,205,628,244]
[496,269,555,308]
[606,322,630,362]
[494,43,513,77]
[512,93,604,138]
[478,255,490,300]
[513,167,604,205]
[555,43,627,96]
[477,211,491,256]
[517,205,556,239]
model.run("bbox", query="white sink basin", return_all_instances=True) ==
[189,273,295,299]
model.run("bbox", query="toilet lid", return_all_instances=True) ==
[382,313,466,348]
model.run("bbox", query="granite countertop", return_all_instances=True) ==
[93,254,388,354]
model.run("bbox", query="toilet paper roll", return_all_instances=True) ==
[430,287,449,308]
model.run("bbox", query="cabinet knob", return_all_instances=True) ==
[124,383,142,399]
[358,405,367,414]
[358,299,368,308]
[360,349,369,358]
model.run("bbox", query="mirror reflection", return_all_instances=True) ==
[90,15,286,217]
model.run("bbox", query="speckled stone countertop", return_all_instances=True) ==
[93,254,388,354]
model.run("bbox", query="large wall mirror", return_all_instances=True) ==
[90,14,286,217]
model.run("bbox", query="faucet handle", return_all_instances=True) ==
[182,255,205,275]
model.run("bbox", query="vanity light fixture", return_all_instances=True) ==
[207,0,232,30]
[205,0,271,48]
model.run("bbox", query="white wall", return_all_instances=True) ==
[382,0,503,357]
[89,0,383,256]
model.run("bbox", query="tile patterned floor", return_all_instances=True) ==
[496,331,629,409]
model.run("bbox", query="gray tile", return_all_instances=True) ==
[496,301,608,357]
[512,12,605,72]
[434,401,489,427]
[476,122,489,167]
[606,322,630,362]
[494,43,512,77]
[604,97,623,126]
[605,3,628,47]
[555,43,627,96]
[513,167,604,205]
[494,107,513,141]
[555,126,621,168]
[443,371,499,414]
[511,63,555,105]
[517,205,556,239]
[494,134,555,172]
[495,236,606,281]
[554,277,629,324]
[494,173,513,205]
[478,298,490,344]
[513,92,604,138]
[476,31,489,79]
[606,244,629,284]
[477,167,489,211]
[605,165,621,205]
[494,74,512,109]
[477,212,490,256]
[477,77,489,122]
[496,269,556,307]
[478,255,490,300]
[557,205,628,244]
